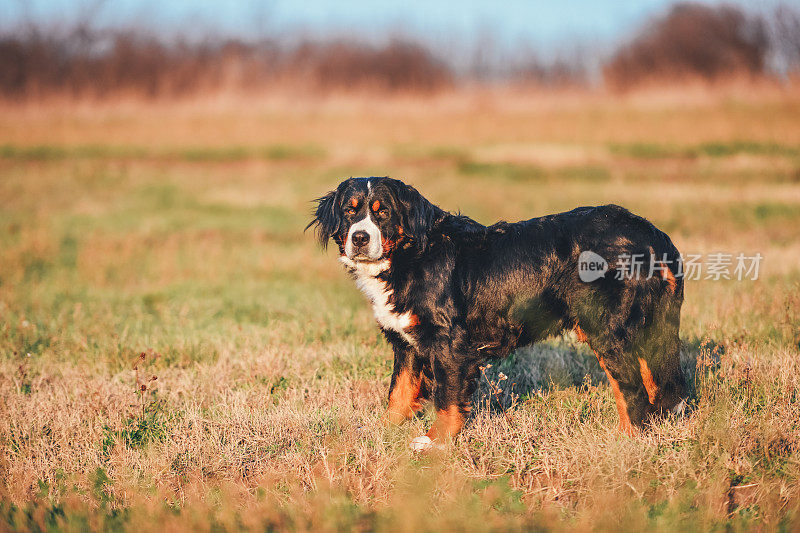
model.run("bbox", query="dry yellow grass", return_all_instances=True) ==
[2,86,800,149]
[1,88,800,531]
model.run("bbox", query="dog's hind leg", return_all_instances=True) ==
[592,351,654,434]
[635,345,687,416]
[627,290,687,417]
[580,328,685,433]
[575,324,659,433]
[574,267,686,432]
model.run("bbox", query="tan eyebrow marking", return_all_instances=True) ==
[372,200,381,211]
[350,198,359,208]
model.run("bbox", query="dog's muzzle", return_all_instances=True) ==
[345,216,383,260]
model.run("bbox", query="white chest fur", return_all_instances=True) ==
[340,257,416,346]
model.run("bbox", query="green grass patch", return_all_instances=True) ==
[609,142,687,159]
[696,141,800,158]
[0,143,326,162]
[610,141,800,159]
[457,160,546,182]
[456,160,610,183]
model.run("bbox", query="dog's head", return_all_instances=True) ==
[307,177,436,262]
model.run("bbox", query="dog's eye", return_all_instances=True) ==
[379,209,389,217]
[345,207,356,216]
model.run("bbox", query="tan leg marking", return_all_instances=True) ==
[575,323,635,435]
[425,404,465,441]
[387,368,422,423]
[638,357,659,405]
[574,324,589,343]
[598,356,635,436]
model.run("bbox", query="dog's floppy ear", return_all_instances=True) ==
[392,180,437,251]
[306,188,341,249]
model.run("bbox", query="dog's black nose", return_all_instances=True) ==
[352,230,370,248]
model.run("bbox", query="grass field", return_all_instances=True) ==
[2,90,800,531]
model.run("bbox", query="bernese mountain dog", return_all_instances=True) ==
[308,177,687,451]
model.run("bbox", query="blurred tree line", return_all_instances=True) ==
[1,2,798,99]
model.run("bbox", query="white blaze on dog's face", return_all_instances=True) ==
[344,214,383,261]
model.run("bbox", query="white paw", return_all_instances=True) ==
[410,435,433,452]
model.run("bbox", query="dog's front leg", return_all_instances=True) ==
[386,334,425,424]
[410,337,471,451]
